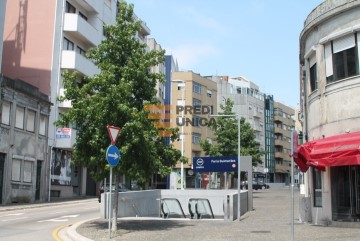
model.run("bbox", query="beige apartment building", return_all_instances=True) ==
[273,101,295,183]
[169,71,217,189]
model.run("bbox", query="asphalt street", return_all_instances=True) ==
[0,198,99,241]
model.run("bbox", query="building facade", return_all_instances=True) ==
[0,76,51,204]
[299,0,360,223]
[213,76,266,173]
[273,101,295,183]
[1,0,123,199]
[170,71,217,189]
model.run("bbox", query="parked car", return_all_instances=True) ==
[97,183,128,203]
[252,181,270,190]
[240,180,270,190]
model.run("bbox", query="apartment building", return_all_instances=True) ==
[273,101,295,183]
[169,71,217,189]
[212,76,266,173]
[1,0,151,200]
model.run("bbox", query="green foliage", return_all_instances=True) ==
[200,98,264,166]
[56,1,181,185]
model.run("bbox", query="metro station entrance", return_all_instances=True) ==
[331,165,360,221]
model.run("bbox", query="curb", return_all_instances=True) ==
[0,198,97,213]
[65,218,99,241]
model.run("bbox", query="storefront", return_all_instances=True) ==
[295,132,360,222]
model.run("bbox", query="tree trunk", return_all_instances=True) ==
[111,174,120,231]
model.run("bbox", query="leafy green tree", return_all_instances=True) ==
[200,98,263,167]
[56,1,181,230]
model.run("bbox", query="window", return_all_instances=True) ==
[192,132,201,144]
[65,1,76,13]
[1,101,11,125]
[26,109,36,132]
[79,11,87,21]
[207,89,212,97]
[76,46,86,56]
[192,98,201,107]
[12,159,21,181]
[325,34,358,83]
[15,106,25,129]
[39,114,47,136]
[192,116,201,127]
[23,161,32,183]
[63,37,74,51]
[309,63,317,92]
[313,168,322,207]
[193,82,201,94]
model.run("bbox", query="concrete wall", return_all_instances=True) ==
[101,189,250,221]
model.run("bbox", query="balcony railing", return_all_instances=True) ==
[63,13,101,46]
[61,50,100,77]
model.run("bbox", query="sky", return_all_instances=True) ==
[127,0,325,108]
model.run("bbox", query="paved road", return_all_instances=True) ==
[76,189,360,241]
[0,198,99,241]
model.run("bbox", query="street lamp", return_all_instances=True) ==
[209,114,241,221]
[171,79,185,190]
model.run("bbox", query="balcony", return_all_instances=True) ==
[61,50,100,77]
[77,0,101,13]
[275,139,289,147]
[275,163,290,173]
[275,152,290,160]
[275,127,286,135]
[63,13,101,47]
[55,127,76,150]
[58,88,72,109]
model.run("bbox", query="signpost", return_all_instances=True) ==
[106,125,120,239]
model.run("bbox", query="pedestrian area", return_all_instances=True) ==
[75,188,360,241]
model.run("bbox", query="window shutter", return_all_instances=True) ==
[324,43,333,77]
[309,54,316,67]
[333,34,355,53]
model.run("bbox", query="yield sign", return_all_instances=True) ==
[107,125,120,145]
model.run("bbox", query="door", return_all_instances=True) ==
[331,166,360,221]
[0,154,5,204]
[35,161,42,200]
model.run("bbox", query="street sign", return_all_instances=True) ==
[107,125,120,145]
[106,145,120,167]
[192,156,238,172]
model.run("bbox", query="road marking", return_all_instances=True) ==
[0,212,25,218]
[82,207,98,210]
[37,214,79,223]
[49,211,68,214]
[2,217,28,222]
[52,224,70,241]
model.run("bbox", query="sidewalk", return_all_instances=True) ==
[68,188,360,241]
[0,196,97,212]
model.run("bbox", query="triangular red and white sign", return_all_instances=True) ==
[107,125,120,145]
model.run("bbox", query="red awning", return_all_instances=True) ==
[294,132,360,172]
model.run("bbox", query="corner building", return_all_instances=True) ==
[299,0,360,224]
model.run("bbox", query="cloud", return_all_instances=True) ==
[165,43,220,71]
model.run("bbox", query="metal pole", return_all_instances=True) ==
[108,166,113,239]
[291,129,295,241]
[237,115,241,221]
[180,82,185,190]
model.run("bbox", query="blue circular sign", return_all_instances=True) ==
[106,145,120,167]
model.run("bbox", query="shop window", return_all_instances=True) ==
[313,168,322,207]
